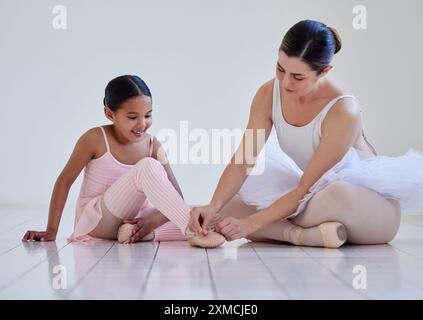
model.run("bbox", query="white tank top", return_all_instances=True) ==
[272,78,356,170]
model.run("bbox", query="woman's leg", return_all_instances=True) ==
[291,181,401,244]
[219,195,339,247]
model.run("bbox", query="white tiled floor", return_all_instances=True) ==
[1,206,423,300]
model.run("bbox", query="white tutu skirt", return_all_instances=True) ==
[238,133,423,217]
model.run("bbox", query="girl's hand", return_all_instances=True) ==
[215,217,254,241]
[123,210,168,244]
[189,205,219,236]
[22,230,57,242]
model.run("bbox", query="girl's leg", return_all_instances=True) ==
[291,181,401,244]
[154,221,188,241]
[88,197,125,239]
[90,199,188,241]
[89,196,158,240]
[91,157,224,246]
[101,157,190,231]
[219,195,342,247]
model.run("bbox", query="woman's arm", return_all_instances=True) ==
[218,98,362,240]
[22,129,98,241]
[189,81,274,233]
[211,82,275,210]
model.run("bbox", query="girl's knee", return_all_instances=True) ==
[136,157,162,172]
[135,157,166,184]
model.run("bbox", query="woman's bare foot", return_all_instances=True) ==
[185,229,225,248]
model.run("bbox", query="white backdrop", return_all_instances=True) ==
[1,0,422,206]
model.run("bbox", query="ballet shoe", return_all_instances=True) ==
[117,223,134,243]
[117,223,155,243]
[317,222,347,249]
[185,228,226,248]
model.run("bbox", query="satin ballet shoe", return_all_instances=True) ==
[185,228,226,248]
[317,222,347,249]
[117,223,134,243]
[117,223,154,243]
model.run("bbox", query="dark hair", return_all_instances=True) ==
[279,20,342,74]
[103,75,152,111]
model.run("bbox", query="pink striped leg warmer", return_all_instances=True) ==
[103,157,191,237]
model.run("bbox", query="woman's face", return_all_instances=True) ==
[105,95,153,143]
[276,51,329,97]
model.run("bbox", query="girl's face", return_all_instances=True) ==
[276,51,332,97]
[104,95,153,143]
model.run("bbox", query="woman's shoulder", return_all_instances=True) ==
[324,94,361,127]
[256,78,276,97]
[325,79,355,100]
[324,80,359,113]
[251,78,276,110]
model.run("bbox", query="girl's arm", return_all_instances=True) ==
[189,80,274,233]
[22,128,98,241]
[218,98,362,240]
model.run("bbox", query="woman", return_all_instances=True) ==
[189,20,423,248]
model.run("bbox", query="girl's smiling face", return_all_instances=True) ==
[104,95,153,144]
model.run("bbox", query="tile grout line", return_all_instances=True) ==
[0,212,74,238]
[250,242,294,299]
[64,241,116,299]
[0,209,50,234]
[300,247,370,300]
[0,243,24,257]
[205,248,219,300]
[139,241,161,297]
[0,241,73,293]
[0,214,75,257]
[350,245,423,292]
[390,244,423,262]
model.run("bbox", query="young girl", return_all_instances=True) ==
[22,75,225,248]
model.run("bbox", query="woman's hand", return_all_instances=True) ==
[215,217,255,241]
[123,210,168,244]
[22,229,57,242]
[189,204,220,235]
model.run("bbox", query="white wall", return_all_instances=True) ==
[1,0,422,206]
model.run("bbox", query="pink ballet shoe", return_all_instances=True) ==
[317,222,347,249]
[117,223,155,243]
[117,223,134,243]
[185,228,226,248]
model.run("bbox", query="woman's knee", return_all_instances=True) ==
[319,182,401,244]
[294,181,361,226]
[295,181,397,226]
[320,181,360,205]
[376,199,401,243]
